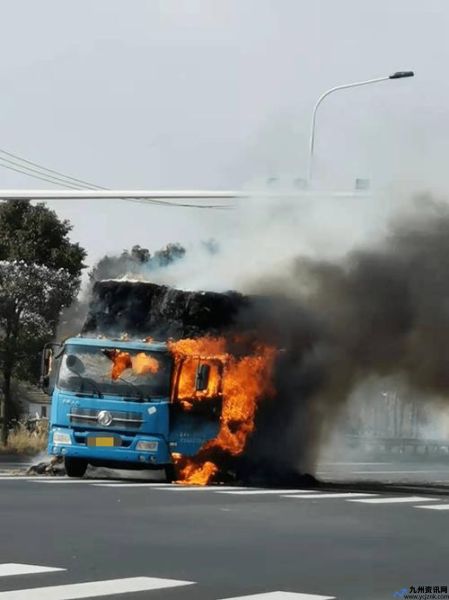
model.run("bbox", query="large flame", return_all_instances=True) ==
[168,337,276,485]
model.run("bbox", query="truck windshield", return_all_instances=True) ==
[57,344,171,400]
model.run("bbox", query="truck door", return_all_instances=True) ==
[168,357,223,456]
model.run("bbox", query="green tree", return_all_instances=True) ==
[0,201,86,445]
[89,243,186,282]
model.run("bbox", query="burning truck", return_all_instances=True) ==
[41,281,277,485]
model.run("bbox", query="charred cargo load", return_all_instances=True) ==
[82,280,249,340]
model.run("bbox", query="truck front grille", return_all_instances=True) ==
[69,408,143,431]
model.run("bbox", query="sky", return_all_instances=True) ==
[0,0,447,268]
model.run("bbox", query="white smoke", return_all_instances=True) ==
[147,185,417,293]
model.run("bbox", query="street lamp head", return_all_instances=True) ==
[389,71,414,79]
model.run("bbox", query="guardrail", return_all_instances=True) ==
[344,435,449,455]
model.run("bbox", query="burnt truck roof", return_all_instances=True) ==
[64,337,168,353]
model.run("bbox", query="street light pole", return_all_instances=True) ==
[307,71,414,184]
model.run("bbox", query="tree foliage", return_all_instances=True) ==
[0,200,85,275]
[89,243,186,282]
[0,201,86,444]
[0,261,78,374]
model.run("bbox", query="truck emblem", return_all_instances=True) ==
[97,410,113,427]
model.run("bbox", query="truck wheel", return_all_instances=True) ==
[164,464,177,483]
[64,457,88,478]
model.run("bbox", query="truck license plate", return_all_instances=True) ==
[87,437,116,447]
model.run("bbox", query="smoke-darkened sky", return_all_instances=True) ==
[0,1,446,265]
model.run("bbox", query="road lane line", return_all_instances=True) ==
[0,564,65,577]
[147,486,250,491]
[29,479,114,484]
[219,490,320,495]
[93,483,178,488]
[283,493,375,499]
[348,496,438,504]
[0,477,108,482]
[0,576,194,599]
[416,504,449,510]
[223,591,335,599]
[0,477,58,481]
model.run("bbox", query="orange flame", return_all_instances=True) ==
[133,352,159,375]
[169,337,276,485]
[177,461,218,486]
[103,349,159,380]
[103,349,133,380]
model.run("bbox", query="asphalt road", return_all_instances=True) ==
[0,469,448,600]
[316,458,449,486]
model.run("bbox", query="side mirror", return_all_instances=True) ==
[40,349,52,393]
[40,343,62,395]
[39,343,62,395]
[195,363,210,392]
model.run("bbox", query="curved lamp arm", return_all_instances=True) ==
[307,71,414,183]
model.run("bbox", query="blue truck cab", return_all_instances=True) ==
[42,336,222,479]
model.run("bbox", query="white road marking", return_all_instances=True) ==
[0,477,167,484]
[223,591,335,599]
[416,504,449,510]
[0,477,56,481]
[0,477,106,482]
[348,496,438,504]
[0,576,194,599]
[148,485,250,491]
[219,490,319,495]
[29,479,114,484]
[0,564,65,577]
[283,493,375,499]
[93,483,178,488]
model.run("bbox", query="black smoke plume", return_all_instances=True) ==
[243,199,449,478]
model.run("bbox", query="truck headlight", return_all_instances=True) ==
[136,440,158,452]
[53,431,72,445]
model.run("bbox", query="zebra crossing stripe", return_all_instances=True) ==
[0,576,194,599]
[0,564,65,577]
[223,591,335,599]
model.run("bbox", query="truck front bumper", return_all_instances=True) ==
[48,427,172,466]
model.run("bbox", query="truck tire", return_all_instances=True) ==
[164,464,177,483]
[64,457,88,478]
